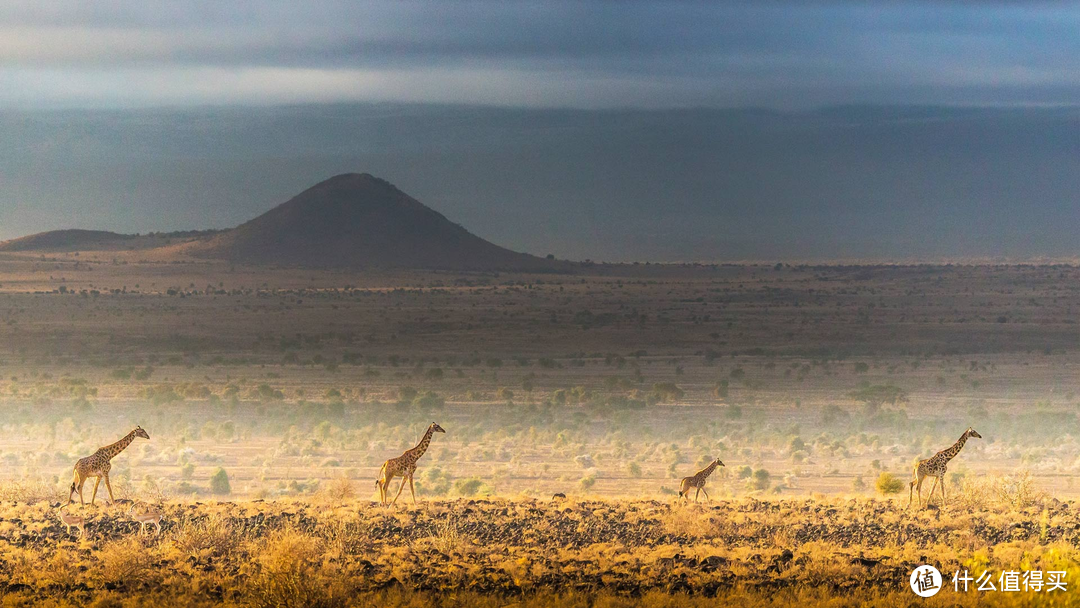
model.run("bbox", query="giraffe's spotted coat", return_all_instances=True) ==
[909,427,981,508]
[679,458,724,502]
[68,426,150,505]
[376,422,445,506]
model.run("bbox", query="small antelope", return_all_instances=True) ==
[679,458,725,502]
[128,502,163,536]
[57,504,88,538]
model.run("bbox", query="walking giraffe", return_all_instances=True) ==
[679,458,724,502]
[376,422,445,506]
[908,427,981,509]
[68,426,150,505]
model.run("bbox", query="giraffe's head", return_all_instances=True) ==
[715,458,725,467]
[430,422,446,434]
[966,427,982,439]
[133,426,150,440]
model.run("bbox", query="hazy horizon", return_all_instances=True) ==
[2,103,1078,263]
[2,1,1078,263]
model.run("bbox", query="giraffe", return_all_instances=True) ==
[679,458,724,502]
[908,427,982,509]
[375,422,445,506]
[68,426,150,506]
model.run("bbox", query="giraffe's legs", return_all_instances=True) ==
[924,477,938,509]
[701,487,710,502]
[408,473,416,504]
[940,477,947,506]
[391,476,407,506]
[68,471,82,505]
[385,477,394,505]
[104,474,115,504]
[694,487,700,502]
[79,478,87,505]
[91,477,101,505]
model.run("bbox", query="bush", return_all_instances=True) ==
[876,472,905,495]
[650,382,684,403]
[210,467,231,495]
[169,514,239,560]
[579,473,597,491]
[454,478,484,497]
[246,528,343,608]
[320,477,355,504]
[751,469,771,490]
[412,391,445,410]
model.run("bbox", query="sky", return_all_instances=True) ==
[1,1,1078,109]
[0,1,1078,261]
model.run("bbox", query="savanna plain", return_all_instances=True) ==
[0,255,1079,606]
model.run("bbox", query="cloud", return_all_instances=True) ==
[0,1,1076,108]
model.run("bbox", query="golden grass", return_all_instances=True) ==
[0,496,1073,605]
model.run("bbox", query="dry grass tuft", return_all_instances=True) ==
[246,526,345,608]
[0,479,62,503]
[319,476,356,504]
[99,536,158,587]
[167,513,240,561]
[953,471,1047,510]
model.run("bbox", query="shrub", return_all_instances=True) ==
[320,477,355,504]
[751,469,771,490]
[579,473,597,491]
[650,382,684,403]
[876,472,905,495]
[454,478,484,497]
[712,380,729,398]
[852,476,866,492]
[100,537,156,587]
[246,528,344,608]
[397,386,419,403]
[169,514,240,560]
[210,467,231,495]
[412,391,445,410]
[0,479,60,503]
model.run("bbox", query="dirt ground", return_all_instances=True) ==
[0,256,1078,604]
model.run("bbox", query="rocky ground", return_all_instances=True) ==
[0,497,1078,606]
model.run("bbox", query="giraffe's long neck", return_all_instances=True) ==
[101,431,136,461]
[408,427,436,460]
[699,461,719,479]
[939,433,969,463]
